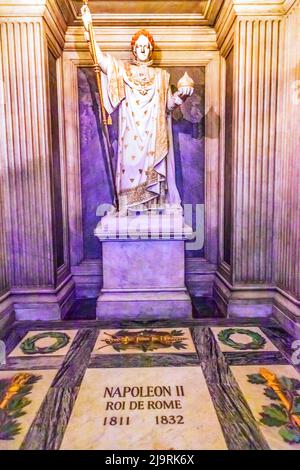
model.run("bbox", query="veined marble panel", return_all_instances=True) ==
[61,366,227,450]
[0,370,57,450]
[231,365,300,450]
[211,327,278,352]
[9,330,78,357]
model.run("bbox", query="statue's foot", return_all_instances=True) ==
[110,204,183,217]
[105,206,127,217]
[107,206,118,216]
[117,207,129,217]
[163,203,183,215]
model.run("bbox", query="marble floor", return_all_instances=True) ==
[0,315,299,450]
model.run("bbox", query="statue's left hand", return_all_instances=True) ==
[167,88,193,112]
[178,87,194,99]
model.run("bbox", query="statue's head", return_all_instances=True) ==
[131,29,155,62]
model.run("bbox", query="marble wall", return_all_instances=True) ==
[0,182,9,297]
[0,20,54,288]
[275,3,300,300]
[0,2,74,321]
[233,18,281,284]
[0,101,9,299]
[167,66,205,259]
[78,67,114,260]
[223,47,234,267]
[214,0,300,335]
[48,49,64,269]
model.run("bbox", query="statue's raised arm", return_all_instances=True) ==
[81,4,109,74]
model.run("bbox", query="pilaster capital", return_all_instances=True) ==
[215,0,296,50]
[231,0,297,17]
[0,1,76,50]
[222,0,299,17]
[0,0,75,20]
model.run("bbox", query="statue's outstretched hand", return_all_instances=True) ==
[81,5,92,31]
[178,87,194,99]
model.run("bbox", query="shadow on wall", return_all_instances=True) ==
[205,106,220,139]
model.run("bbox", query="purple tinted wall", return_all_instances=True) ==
[167,67,205,257]
[224,49,234,265]
[78,68,117,259]
[78,66,205,259]
[48,49,64,268]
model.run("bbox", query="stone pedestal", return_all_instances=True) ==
[94,213,193,319]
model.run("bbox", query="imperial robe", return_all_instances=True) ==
[101,55,181,212]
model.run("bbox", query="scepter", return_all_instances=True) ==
[81,0,119,210]
[260,368,300,428]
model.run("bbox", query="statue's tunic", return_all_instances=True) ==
[101,55,181,211]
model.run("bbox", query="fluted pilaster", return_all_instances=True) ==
[0,19,54,287]
[276,2,300,300]
[0,62,8,295]
[0,183,9,296]
[233,18,282,284]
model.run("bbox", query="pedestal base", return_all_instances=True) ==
[97,290,192,319]
[95,214,193,320]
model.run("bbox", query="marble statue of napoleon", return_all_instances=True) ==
[82,6,194,215]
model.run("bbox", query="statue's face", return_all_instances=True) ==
[133,34,152,62]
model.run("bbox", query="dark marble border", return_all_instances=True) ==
[11,316,278,332]
[192,327,270,450]
[2,327,28,356]
[21,328,98,450]
[0,356,64,371]
[223,351,289,366]
[89,352,200,369]
[261,326,300,372]
[51,328,99,388]
[20,387,78,450]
